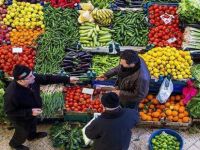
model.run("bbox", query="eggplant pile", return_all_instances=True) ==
[61,51,92,76]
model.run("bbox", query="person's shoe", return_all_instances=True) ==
[11,145,29,150]
[27,132,48,141]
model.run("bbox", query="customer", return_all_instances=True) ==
[4,64,78,150]
[85,92,139,150]
[97,50,150,109]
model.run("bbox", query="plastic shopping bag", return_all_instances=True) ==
[82,113,101,145]
[156,77,174,103]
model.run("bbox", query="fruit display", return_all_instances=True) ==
[148,25,183,48]
[78,2,94,24]
[49,0,80,8]
[112,11,148,46]
[148,4,179,26]
[0,4,7,21]
[178,0,200,24]
[139,94,191,123]
[0,25,11,45]
[151,132,181,150]
[35,6,79,74]
[64,86,104,113]
[92,8,113,26]
[187,92,200,118]
[61,51,92,76]
[91,54,119,76]
[0,45,36,75]
[10,27,44,46]
[79,22,113,47]
[182,26,200,50]
[3,2,44,29]
[140,47,192,79]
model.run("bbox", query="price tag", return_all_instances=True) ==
[82,88,94,95]
[12,47,23,53]
[160,13,174,24]
[167,37,177,44]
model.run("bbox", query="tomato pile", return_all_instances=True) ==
[64,86,104,113]
[0,45,36,75]
[148,4,183,48]
[148,5,179,26]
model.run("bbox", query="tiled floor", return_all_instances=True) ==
[0,124,200,150]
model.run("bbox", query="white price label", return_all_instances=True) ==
[167,37,177,44]
[160,13,175,24]
[82,88,94,95]
[12,47,23,53]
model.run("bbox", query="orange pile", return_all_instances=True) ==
[139,94,190,123]
[10,26,44,47]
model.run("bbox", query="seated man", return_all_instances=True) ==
[85,92,139,150]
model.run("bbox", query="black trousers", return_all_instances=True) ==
[9,118,37,147]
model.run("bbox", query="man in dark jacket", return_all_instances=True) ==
[85,92,139,150]
[97,50,150,109]
[4,65,78,150]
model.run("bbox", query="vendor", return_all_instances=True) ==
[97,50,150,109]
[4,64,78,150]
[85,92,139,150]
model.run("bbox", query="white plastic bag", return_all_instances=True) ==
[156,77,174,103]
[82,113,101,145]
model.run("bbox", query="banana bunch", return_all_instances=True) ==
[79,22,113,47]
[92,8,113,26]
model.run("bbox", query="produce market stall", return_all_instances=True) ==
[0,0,200,149]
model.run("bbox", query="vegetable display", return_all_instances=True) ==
[35,6,79,74]
[148,4,179,26]
[151,132,181,150]
[0,45,36,75]
[40,91,64,119]
[140,47,192,79]
[0,81,5,123]
[10,27,44,46]
[90,0,114,9]
[112,11,148,46]
[4,2,45,29]
[191,64,200,88]
[79,22,113,47]
[139,94,190,123]
[49,0,80,9]
[182,27,200,50]
[61,50,92,76]
[50,122,85,150]
[187,91,200,118]
[91,54,119,76]
[64,86,103,113]
[148,4,183,48]
[178,0,200,24]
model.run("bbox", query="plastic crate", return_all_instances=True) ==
[149,78,186,94]
[114,0,143,8]
[63,110,93,123]
[148,129,183,150]
[92,79,116,87]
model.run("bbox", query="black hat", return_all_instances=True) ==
[101,92,120,108]
[13,65,31,80]
[120,50,140,65]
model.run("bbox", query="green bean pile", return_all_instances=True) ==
[35,5,79,74]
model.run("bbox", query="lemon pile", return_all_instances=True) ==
[3,2,44,29]
[140,47,193,80]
